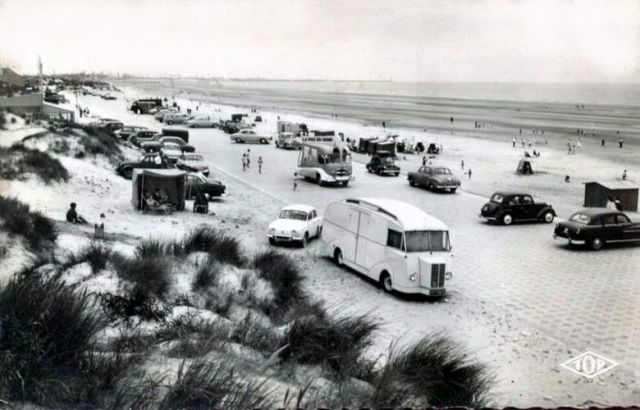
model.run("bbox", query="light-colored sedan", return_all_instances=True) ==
[267,204,322,247]
[230,129,272,144]
[164,113,192,125]
[160,142,184,162]
[186,116,218,128]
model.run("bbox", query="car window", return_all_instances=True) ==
[589,216,603,226]
[508,196,521,206]
[490,194,503,203]
[418,166,426,173]
[387,229,404,250]
[616,214,629,224]
[434,168,451,175]
[522,196,533,204]
[311,210,317,218]
[569,213,590,224]
[602,215,617,225]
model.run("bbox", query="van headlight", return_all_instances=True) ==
[445,272,452,280]
[409,273,417,282]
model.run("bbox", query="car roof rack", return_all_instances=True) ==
[345,199,398,221]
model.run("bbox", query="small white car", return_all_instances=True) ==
[268,205,322,247]
[230,129,272,144]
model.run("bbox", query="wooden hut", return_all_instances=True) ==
[584,181,638,212]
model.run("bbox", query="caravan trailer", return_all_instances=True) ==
[323,198,452,296]
[295,133,354,185]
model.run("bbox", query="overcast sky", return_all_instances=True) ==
[0,0,638,82]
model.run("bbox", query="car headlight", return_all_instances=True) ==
[575,228,580,234]
[409,273,417,282]
[292,230,300,236]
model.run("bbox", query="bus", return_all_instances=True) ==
[295,133,353,186]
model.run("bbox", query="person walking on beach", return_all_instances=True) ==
[422,156,427,166]
[460,160,465,170]
[258,156,263,174]
[293,179,298,191]
[619,136,624,148]
[601,138,605,147]
[614,197,623,211]
[606,196,617,210]
[512,138,516,148]
[622,169,628,180]
[242,154,247,171]
[246,149,251,169]
[467,169,472,179]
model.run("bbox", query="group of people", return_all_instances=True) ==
[142,188,173,214]
[242,149,264,173]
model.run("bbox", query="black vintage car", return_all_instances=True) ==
[185,173,226,199]
[366,154,400,176]
[115,153,174,179]
[554,208,640,250]
[480,192,555,225]
[408,165,460,193]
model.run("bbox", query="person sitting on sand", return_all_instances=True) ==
[66,202,87,224]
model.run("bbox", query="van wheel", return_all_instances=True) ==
[300,232,309,248]
[260,138,267,144]
[268,237,276,245]
[333,249,343,266]
[590,238,603,250]
[542,211,554,223]
[502,214,513,225]
[380,272,393,293]
[235,138,242,143]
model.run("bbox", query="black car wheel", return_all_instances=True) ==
[235,138,242,143]
[380,271,393,293]
[341,180,349,186]
[409,178,416,186]
[300,232,309,248]
[192,124,198,128]
[502,213,513,225]
[334,248,343,266]
[260,138,267,144]
[269,237,276,245]
[590,238,603,250]
[542,211,554,223]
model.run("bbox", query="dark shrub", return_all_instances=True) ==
[0,274,103,405]
[281,310,378,378]
[182,227,244,266]
[230,314,282,355]
[100,290,168,321]
[252,250,305,317]
[156,314,229,358]
[135,237,184,259]
[374,335,492,408]
[0,144,70,183]
[192,257,221,291]
[0,196,57,250]
[81,126,123,161]
[65,241,112,273]
[0,111,5,129]
[160,359,272,410]
[112,252,171,298]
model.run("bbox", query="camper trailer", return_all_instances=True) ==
[295,135,354,186]
[323,198,452,296]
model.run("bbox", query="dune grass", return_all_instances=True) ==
[182,226,244,266]
[252,250,306,319]
[0,196,57,250]
[0,144,69,184]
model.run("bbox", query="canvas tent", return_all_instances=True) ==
[516,159,534,175]
[584,181,638,212]
[132,169,186,211]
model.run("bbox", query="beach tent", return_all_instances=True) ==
[516,159,534,175]
[161,128,189,143]
[132,169,186,211]
[584,181,638,212]
[367,139,396,156]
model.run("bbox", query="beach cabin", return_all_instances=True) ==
[516,159,534,175]
[584,181,638,212]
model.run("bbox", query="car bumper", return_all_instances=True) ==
[379,169,400,175]
[394,283,448,296]
[435,184,460,190]
[268,233,303,242]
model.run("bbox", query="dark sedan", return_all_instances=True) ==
[186,173,226,199]
[554,208,640,250]
[481,192,555,225]
[115,153,174,179]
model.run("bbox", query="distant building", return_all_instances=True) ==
[584,181,638,212]
[0,93,75,122]
[0,67,25,88]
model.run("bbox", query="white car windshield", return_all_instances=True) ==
[404,231,450,252]
[569,213,591,224]
[279,210,308,221]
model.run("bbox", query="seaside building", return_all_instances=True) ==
[0,93,75,122]
[584,181,638,212]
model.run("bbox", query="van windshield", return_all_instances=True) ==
[404,231,450,252]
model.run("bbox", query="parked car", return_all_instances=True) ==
[161,142,185,163]
[141,137,195,153]
[408,165,460,193]
[164,113,192,125]
[275,132,301,149]
[366,154,400,176]
[480,192,556,225]
[323,198,452,296]
[154,108,178,122]
[101,94,117,100]
[267,205,322,247]
[129,130,160,146]
[230,129,272,144]
[88,119,123,132]
[185,172,225,199]
[117,125,148,141]
[176,153,209,176]
[115,153,174,179]
[554,208,640,250]
[186,116,218,128]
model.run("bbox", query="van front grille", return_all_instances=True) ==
[431,264,445,287]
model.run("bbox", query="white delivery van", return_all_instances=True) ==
[323,198,452,296]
